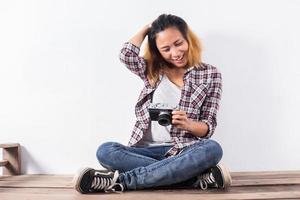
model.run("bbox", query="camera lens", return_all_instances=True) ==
[158,111,171,126]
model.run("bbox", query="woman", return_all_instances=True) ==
[73,14,232,193]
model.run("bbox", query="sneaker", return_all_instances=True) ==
[194,164,232,190]
[73,167,124,193]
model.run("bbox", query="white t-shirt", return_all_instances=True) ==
[138,74,182,146]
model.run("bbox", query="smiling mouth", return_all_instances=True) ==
[172,54,184,62]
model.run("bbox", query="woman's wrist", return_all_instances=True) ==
[186,120,209,138]
[184,119,193,132]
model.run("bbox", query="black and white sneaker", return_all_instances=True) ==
[73,167,124,194]
[194,164,232,190]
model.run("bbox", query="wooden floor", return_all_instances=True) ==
[1,171,300,200]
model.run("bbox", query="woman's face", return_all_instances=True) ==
[155,26,189,68]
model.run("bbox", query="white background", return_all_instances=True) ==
[0,0,299,174]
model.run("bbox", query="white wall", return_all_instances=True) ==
[0,0,299,174]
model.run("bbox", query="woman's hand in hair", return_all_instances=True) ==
[172,110,209,138]
[129,22,152,48]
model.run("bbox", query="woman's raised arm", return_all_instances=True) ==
[129,24,151,48]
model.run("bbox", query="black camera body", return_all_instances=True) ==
[148,103,176,126]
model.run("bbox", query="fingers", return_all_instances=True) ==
[172,110,187,125]
[172,115,186,121]
[172,118,188,130]
[172,110,186,116]
[172,119,184,126]
[148,20,154,28]
[171,110,192,131]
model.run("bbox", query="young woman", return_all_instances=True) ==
[73,14,231,193]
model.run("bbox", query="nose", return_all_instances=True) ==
[171,48,181,59]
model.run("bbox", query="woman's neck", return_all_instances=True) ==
[164,67,186,79]
[164,67,186,88]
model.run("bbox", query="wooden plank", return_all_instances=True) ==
[4,171,299,179]
[1,173,300,200]
[1,184,300,194]
[232,171,300,176]
[2,171,300,180]
[0,189,300,200]
[2,174,300,188]
[232,171,300,179]
[0,175,73,188]
[0,160,8,167]
[3,178,299,189]
[0,143,20,149]
[2,144,21,175]
[231,171,300,186]
[0,174,73,181]
[232,178,300,186]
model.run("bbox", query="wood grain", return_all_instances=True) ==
[1,143,21,175]
[0,171,300,200]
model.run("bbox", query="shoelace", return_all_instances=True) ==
[194,172,216,190]
[90,171,124,193]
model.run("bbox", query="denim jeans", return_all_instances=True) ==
[96,139,222,190]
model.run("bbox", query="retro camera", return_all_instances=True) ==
[148,103,177,126]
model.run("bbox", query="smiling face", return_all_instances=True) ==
[155,26,189,68]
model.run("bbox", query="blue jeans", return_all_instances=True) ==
[96,139,222,190]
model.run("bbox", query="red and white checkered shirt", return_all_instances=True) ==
[119,42,222,157]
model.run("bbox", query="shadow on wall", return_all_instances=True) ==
[21,146,47,174]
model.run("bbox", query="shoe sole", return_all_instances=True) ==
[216,164,232,189]
[73,167,93,194]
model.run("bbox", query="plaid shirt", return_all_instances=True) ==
[119,42,222,157]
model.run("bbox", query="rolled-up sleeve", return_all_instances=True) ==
[119,42,147,80]
[199,67,222,138]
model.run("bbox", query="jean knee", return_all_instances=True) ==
[206,140,223,164]
[96,142,121,165]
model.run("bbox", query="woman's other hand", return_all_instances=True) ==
[171,110,192,131]
[172,110,209,138]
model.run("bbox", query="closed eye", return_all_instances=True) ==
[162,47,170,52]
[175,41,183,46]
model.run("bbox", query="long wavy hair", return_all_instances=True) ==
[144,14,202,85]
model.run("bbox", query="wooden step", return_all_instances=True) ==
[0,160,9,167]
[0,143,21,175]
[0,143,20,148]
